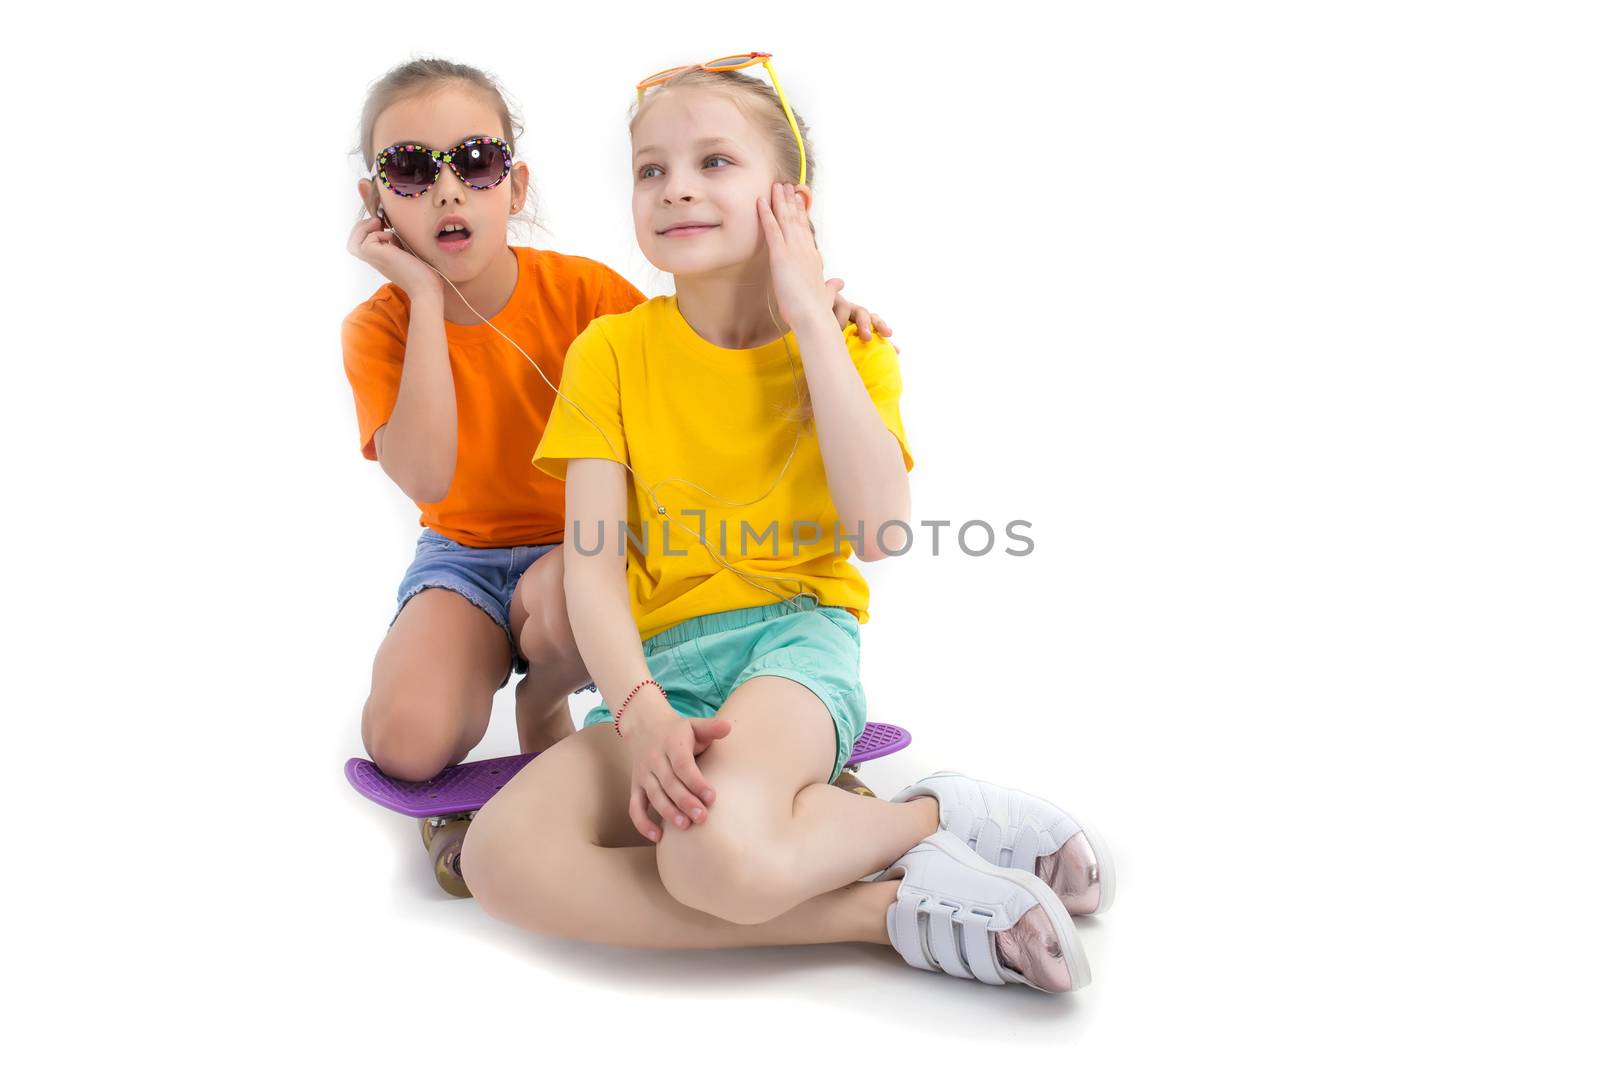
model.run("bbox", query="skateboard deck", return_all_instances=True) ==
[346,720,911,817]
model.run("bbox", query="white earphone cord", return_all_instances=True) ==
[388,225,818,612]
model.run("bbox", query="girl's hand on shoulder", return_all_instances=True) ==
[758,182,836,331]
[824,279,894,341]
[621,688,730,843]
[346,215,442,301]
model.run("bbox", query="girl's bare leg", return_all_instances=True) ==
[507,549,587,754]
[652,676,937,925]
[361,588,510,782]
[461,687,937,949]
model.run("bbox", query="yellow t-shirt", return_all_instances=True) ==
[532,295,913,640]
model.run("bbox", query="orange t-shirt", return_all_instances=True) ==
[342,246,646,548]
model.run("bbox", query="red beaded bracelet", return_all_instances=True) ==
[614,679,666,737]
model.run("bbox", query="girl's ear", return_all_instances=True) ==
[795,184,814,213]
[510,161,531,214]
[357,177,378,218]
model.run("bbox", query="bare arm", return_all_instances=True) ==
[562,458,653,710]
[563,458,727,840]
[347,214,456,504]
[374,289,456,503]
[758,183,911,561]
[792,313,912,560]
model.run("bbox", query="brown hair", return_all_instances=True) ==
[354,57,539,234]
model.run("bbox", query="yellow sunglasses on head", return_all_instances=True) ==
[636,51,807,186]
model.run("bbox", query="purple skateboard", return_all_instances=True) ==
[346,720,912,818]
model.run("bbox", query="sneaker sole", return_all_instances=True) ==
[919,829,1092,992]
[1076,821,1117,916]
[923,770,1117,917]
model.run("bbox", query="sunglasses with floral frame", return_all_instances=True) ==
[371,136,513,198]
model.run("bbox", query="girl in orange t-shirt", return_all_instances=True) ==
[342,59,887,789]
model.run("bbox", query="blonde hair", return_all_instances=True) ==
[628,66,817,189]
[630,66,825,424]
[353,57,539,235]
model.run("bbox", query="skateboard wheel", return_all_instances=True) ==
[428,818,473,898]
[420,811,472,852]
[832,770,875,798]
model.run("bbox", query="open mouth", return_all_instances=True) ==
[437,223,473,246]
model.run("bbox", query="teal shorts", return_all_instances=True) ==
[582,597,869,783]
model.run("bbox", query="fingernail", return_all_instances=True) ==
[676,817,688,829]
[691,808,704,820]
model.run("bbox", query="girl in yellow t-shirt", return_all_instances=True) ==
[341,59,885,792]
[463,58,1114,994]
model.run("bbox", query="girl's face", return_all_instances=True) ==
[359,84,528,282]
[631,89,786,277]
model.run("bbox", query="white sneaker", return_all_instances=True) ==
[876,830,1091,993]
[892,771,1116,916]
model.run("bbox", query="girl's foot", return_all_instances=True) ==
[876,830,1090,993]
[891,772,1116,916]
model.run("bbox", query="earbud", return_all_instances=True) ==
[376,205,386,219]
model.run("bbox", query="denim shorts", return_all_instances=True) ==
[393,529,560,683]
[581,596,869,784]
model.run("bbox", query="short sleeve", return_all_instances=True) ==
[847,326,914,472]
[341,291,409,461]
[532,320,629,481]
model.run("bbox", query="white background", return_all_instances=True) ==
[5,1,1597,1062]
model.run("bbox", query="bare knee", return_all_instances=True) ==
[517,565,580,668]
[519,602,575,672]
[362,693,464,782]
[656,818,791,925]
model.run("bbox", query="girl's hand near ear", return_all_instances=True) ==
[758,182,838,332]
[763,187,897,345]
[346,215,442,302]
